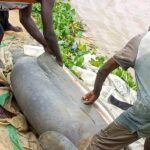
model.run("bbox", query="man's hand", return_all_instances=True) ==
[44,46,53,55]
[44,47,63,66]
[82,91,99,105]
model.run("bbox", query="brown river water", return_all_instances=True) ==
[71,0,150,56]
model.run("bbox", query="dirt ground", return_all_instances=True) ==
[3,11,39,49]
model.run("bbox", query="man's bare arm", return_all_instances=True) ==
[41,0,63,65]
[93,58,119,96]
[83,58,119,105]
[19,5,47,48]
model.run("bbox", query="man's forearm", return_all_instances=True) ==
[44,31,61,60]
[93,68,109,95]
[93,58,119,96]
[19,5,47,47]
[41,0,62,61]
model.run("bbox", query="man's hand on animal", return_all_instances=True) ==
[82,58,119,105]
[82,91,98,105]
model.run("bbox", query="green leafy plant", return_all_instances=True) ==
[90,56,107,68]
[112,68,137,90]
[32,1,90,68]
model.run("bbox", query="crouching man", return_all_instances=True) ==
[83,31,150,150]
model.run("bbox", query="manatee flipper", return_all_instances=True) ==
[39,131,78,150]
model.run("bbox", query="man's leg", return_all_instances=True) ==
[0,21,5,67]
[144,138,150,150]
[0,12,4,44]
[0,33,4,44]
[87,122,139,150]
[19,5,47,48]
[0,24,4,44]
[3,11,22,32]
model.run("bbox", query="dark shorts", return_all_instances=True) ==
[0,11,10,34]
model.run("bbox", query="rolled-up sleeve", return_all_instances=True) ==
[113,33,144,70]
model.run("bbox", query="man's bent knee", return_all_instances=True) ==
[86,122,139,150]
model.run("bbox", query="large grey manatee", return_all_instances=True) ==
[10,53,108,149]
